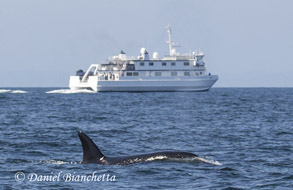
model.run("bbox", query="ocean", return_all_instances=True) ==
[0,88,292,189]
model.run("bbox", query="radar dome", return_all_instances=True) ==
[140,48,146,54]
[171,48,177,55]
[153,52,159,59]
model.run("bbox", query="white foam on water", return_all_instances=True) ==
[46,89,96,94]
[10,90,27,93]
[41,160,78,165]
[193,157,223,166]
[0,89,11,93]
[0,89,28,93]
[168,156,223,166]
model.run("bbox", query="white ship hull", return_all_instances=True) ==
[69,75,218,92]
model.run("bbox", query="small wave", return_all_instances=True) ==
[46,89,96,94]
[0,89,11,93]
[10,90,27,93]
[220,167,237,171]
[168,157,222,166]
[39,160,79,165]
[6,158,31,163]
[194,157,223,166]
[0,89,28,93]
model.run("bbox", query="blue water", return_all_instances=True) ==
[0,88,292,189]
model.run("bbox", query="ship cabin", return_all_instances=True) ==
[70,27,218,91]
[85,48,208,82]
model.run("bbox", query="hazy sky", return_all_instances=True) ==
[0,0,292,87]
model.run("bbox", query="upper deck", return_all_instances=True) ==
[99,48,206,72]
[70,27,218,91]
[75,27,214,82]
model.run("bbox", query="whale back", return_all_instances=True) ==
[78,132,104,164]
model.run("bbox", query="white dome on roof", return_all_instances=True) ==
[153,52,158,59]
[140,48,146,54]
[171,48,176,55]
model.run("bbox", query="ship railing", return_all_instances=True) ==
[108,56,136,61]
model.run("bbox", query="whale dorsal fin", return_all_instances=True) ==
[78,132,104,163]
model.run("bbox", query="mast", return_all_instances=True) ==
[166,26,179,56]
[166,27,173,56]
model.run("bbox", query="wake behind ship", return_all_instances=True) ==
[69,27,218,92]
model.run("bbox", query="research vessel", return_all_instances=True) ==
[69,27,218,92]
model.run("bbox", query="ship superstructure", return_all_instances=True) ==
[69,27,218,92]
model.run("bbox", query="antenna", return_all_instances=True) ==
[166,25,172,56]
[166,25,179,56]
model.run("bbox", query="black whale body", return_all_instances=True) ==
[78,132,198,165]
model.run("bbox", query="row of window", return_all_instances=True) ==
[125,71,202,77]
[126,72,139,76]
[139,62,190,67]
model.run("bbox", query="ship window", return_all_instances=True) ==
[155,72,161,76]
[133,72,139,76]
[162,62,167,66]
[171,71,177,76]
[171,62,176,66]
[126,72,133,76]
[184,71,190,76]
[140,62,144,66]
[149,62,154,66]
[184,62,189,66]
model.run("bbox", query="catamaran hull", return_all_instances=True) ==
[69,76,218,92]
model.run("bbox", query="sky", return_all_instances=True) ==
[0,0,292,87]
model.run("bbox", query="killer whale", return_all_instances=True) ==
[78,132,198,165]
